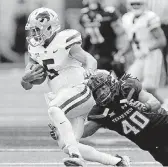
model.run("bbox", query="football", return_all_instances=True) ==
[30,64,47,85]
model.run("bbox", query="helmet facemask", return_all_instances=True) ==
[93,84,112,106]
[26,27,44,47]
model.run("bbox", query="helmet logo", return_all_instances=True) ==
[36,11,50,23]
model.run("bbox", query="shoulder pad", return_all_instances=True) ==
[145,11,161,29]
[60,29,82,50]
[81,7,89,14]
[104,6,115,13]
[122,12,132,21]
[145,10,158,19]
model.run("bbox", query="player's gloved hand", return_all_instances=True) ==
[129,99,148,112]
[48,123,58,140]
[83,69,94,79]
[22,64,45,83]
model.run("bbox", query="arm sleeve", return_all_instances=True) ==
[87,105,107,126]
[147,12,161,31]
[65,29,82,52]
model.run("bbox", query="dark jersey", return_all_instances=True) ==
[79,6,118,54]
[88,77,168,150]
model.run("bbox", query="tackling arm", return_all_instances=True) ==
[138,89,161,111]
[69,44,97,71]
[82,120,102,138]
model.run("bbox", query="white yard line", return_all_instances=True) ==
[0,162,160,165]
[0,148,140,152]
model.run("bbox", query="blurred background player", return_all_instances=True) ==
[147,0,168,83]
[79,0,125,78]
[115,0,167,105]
[21,7,129,167]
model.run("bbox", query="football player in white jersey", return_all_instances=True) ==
[115,0,166,104]
[21,8,129,167]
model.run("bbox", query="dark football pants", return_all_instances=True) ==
[148,146,168,166]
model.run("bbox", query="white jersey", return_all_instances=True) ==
[28,29,85,93]
[122,10,161,58]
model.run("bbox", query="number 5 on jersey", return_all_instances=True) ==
[122,111,149,135]
[42,59,59,80]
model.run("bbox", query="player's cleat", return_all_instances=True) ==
[116,155,131,167]
[63,153,87,167]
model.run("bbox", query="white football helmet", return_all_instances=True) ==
[127,0,146,16]
[25,7,60,47]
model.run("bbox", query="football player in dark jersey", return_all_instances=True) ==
[83,70,168,166]
[79,0,125,78]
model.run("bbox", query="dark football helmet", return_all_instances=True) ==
[87,70,119,106]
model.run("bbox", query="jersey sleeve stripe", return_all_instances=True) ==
[66,32,81,43]
[65,41,82,50]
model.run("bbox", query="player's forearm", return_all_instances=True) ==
[21,78,33,90]
[82,121,100,138]
[84,52,97,71]
[82,125,96,138]
[145,98,161,111]
[119,41,132,56]
[138,90,161,111]
[70,45,97,70]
